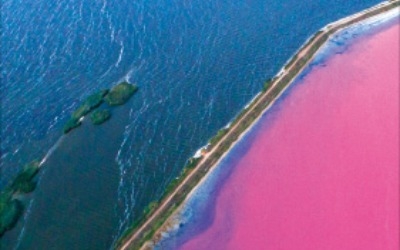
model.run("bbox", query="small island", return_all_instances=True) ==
[63,82,138,134]
[63,90,109,133]
[90,109,111,125]
[0,161,40,236]
[104,82,138,106]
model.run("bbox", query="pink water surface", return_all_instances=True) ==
[181,23,399,250]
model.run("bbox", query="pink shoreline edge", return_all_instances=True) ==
[181,22,399,250]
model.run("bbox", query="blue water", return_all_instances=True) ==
[155,13,400,249]
[1,0,382,248]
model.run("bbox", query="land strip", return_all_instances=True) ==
[116,1,400,249]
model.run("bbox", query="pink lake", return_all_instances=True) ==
[181,22,399,250]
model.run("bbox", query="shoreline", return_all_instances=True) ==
[116,1,400,249]
[155,7,400,248]
[174,18,400,250]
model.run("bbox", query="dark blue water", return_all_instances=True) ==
[1,0,382,248]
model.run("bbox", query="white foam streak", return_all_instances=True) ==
[39,136,64,167]
[116,42,124,68]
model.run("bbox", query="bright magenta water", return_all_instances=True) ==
[181,23,399,250]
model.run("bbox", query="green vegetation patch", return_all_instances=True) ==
[10,161,40,194]
[63,118,82,134]
[209,128,229,146]
[0,192,12,213]
[0,192,23,236]
[72,90,109,119]
[63,90,109,134]
[104,82,138,106]
[186,157,201,169]
[143,201,159,218]
[90,109,111,125]
[262,78,273,92]
[163,157,201,199]
[0,161,39,236]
